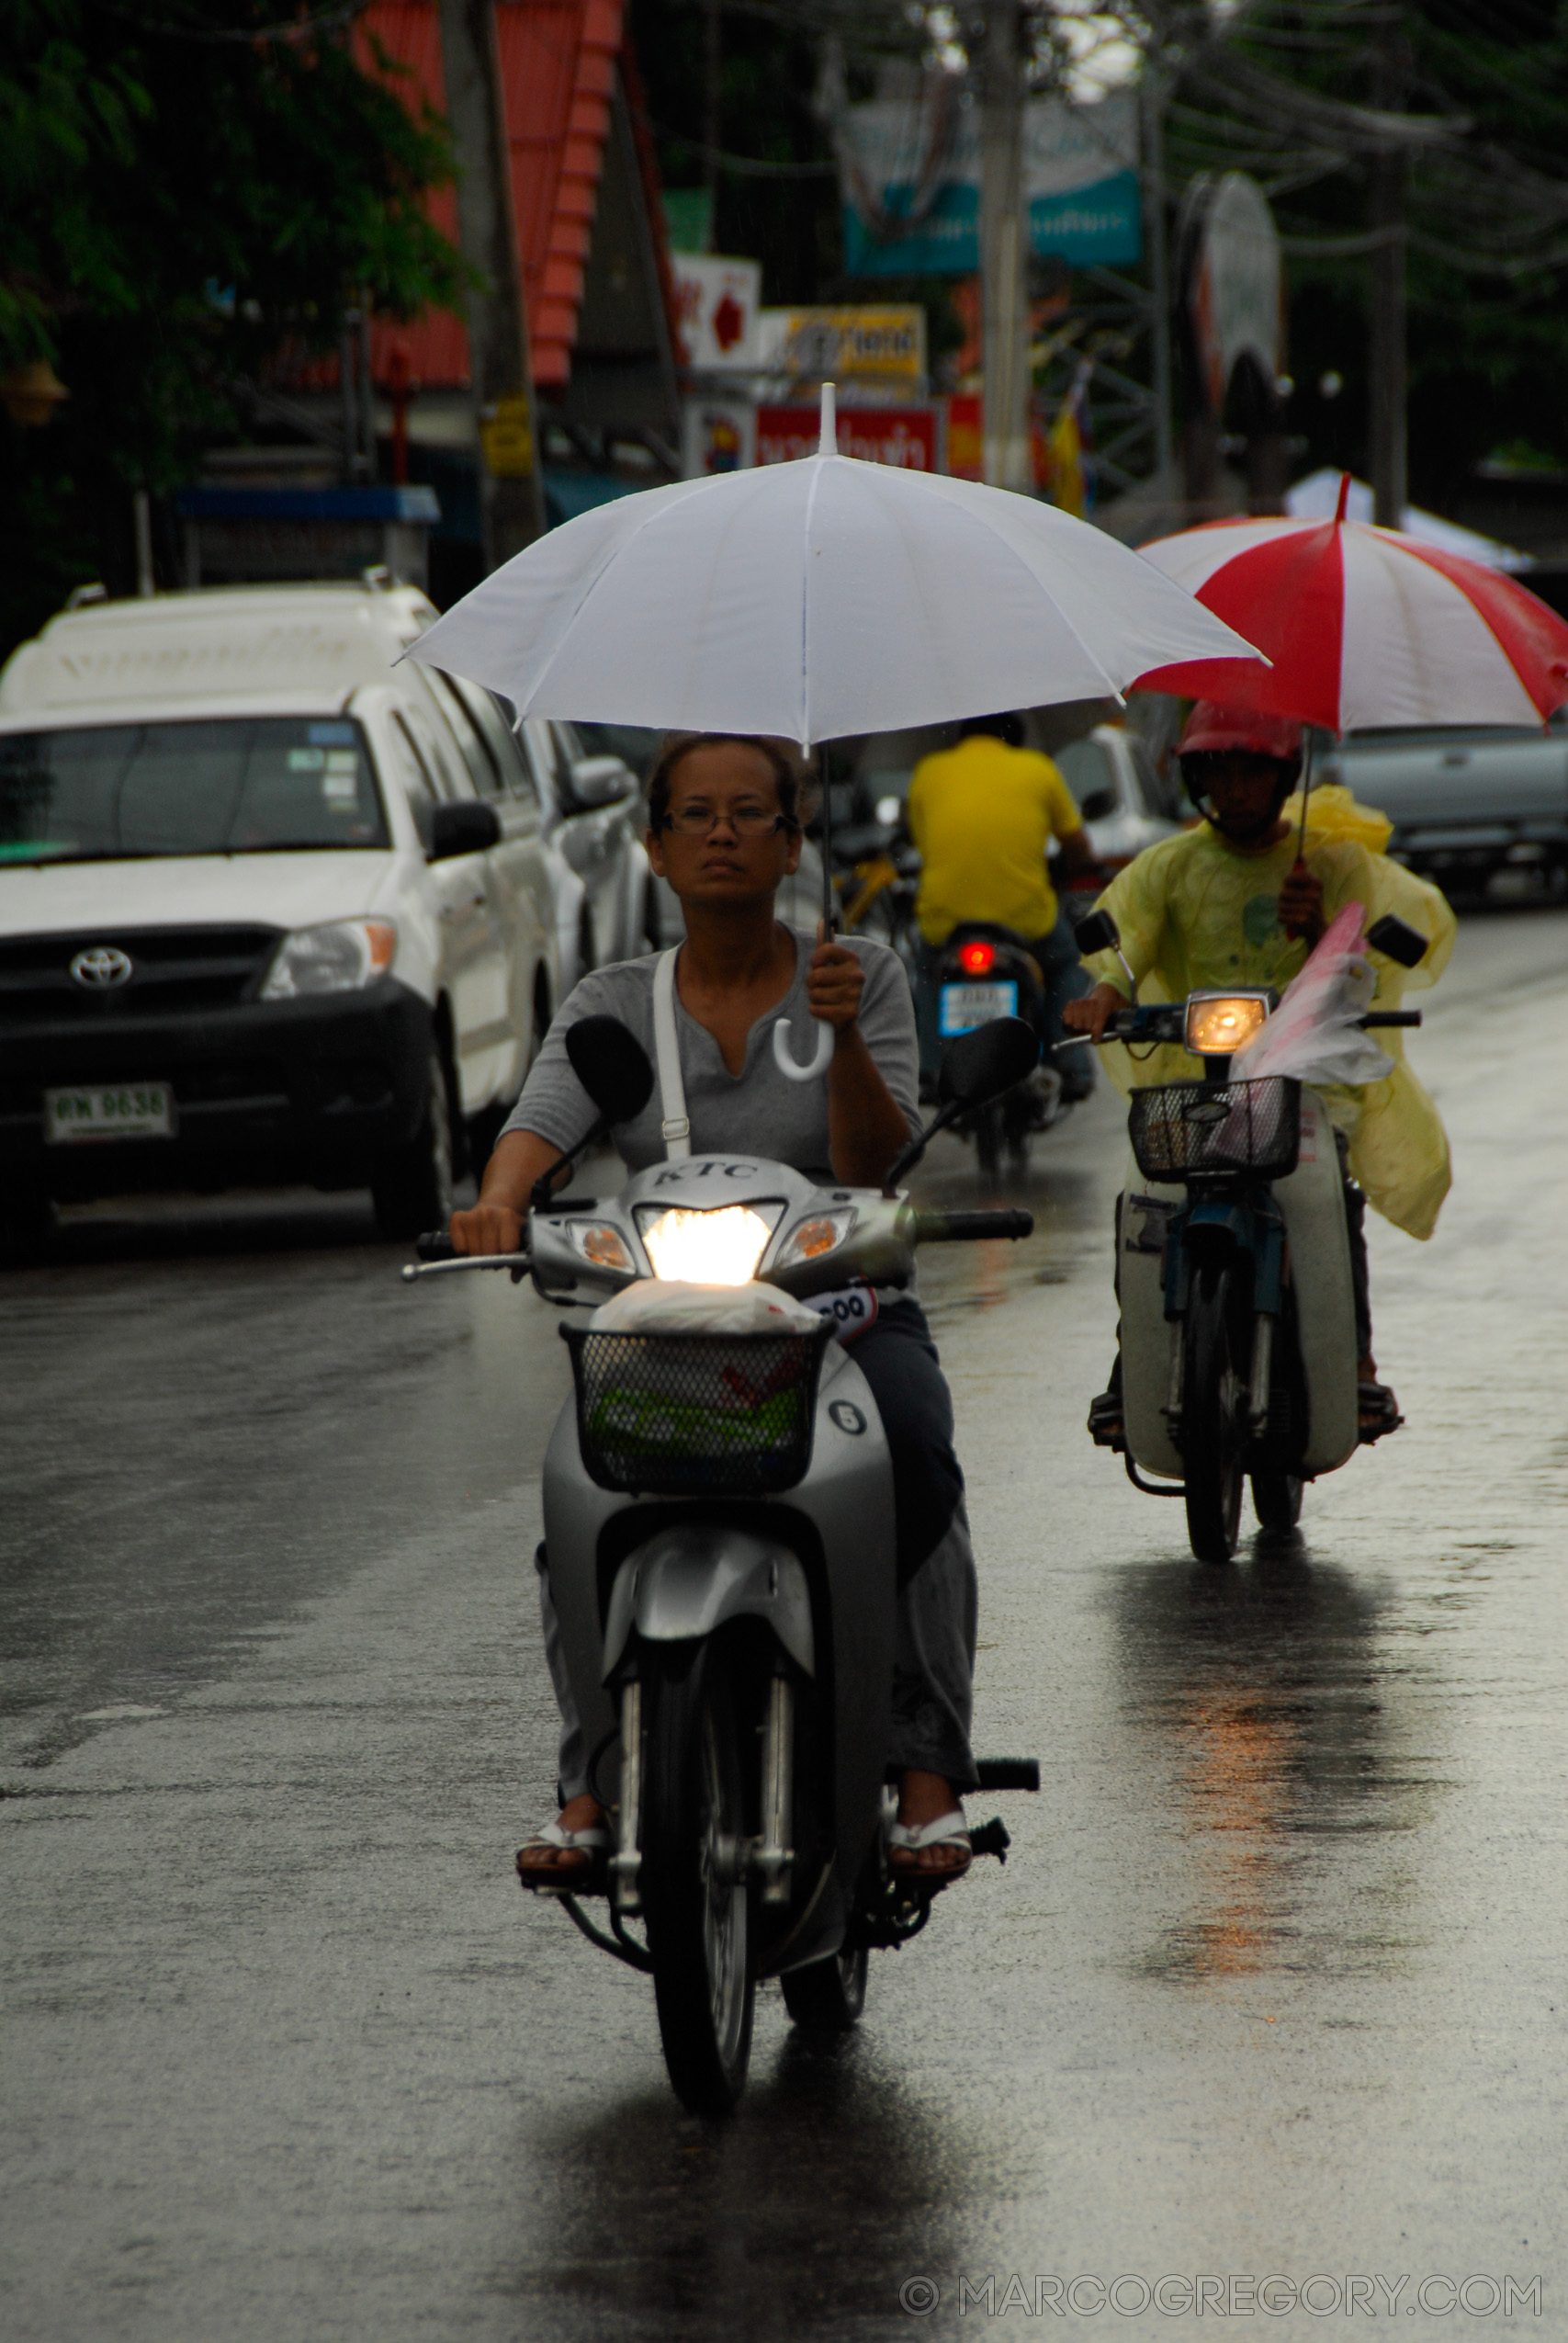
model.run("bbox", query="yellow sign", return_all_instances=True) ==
[761,307,926,385]
[479,392,535,479]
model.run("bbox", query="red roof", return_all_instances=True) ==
[358,0,626,390]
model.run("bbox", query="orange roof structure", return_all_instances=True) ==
[359,0,652,391]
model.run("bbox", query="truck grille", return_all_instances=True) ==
[0,926,281,1024]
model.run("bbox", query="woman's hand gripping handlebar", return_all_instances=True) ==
[400,1228,534,1283]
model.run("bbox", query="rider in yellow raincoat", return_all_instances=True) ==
[1066,701,1455,1436]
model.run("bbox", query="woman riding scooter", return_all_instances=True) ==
[450,733,980,1892]
[1065,699,1455,1442]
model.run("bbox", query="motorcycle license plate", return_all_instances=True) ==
[940,980,1017,1036]
[44,1081,175,1143]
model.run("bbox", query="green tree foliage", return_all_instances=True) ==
[0,0,464,652]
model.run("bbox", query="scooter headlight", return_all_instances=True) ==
[634,1204,775,1285]
[771,1208,856,1273]
[1184,990,1270,1057]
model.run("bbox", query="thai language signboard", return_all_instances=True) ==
[840,92,1140,277]
[756,406,942,470]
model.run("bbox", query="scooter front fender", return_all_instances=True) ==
[602,1523,816,1683]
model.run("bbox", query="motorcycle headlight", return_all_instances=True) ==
[1184,990,1269,1057]
[770,1208,856,1273]
[634,1204,775,1286]
[260,919,397,1000]
[564,1221,635,1273]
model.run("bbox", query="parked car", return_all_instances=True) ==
[1322,720,1568,899]
[0,582,575,1242]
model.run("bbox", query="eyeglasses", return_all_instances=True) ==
[661,802,791,838]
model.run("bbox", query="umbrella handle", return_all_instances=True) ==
[773,1016,835,1082]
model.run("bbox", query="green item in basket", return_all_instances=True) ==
[591,1381,799,1458]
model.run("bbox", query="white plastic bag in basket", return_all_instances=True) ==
[588,1279,823,1336]
[1230,901,1395,1089]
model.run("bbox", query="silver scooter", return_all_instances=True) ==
[405,1013,1042,2114]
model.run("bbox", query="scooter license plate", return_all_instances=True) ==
[940,979,1017,1036]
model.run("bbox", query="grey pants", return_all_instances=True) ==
[539,1297,980,1802]
[537,1500,979,1803]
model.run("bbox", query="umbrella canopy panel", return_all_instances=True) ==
[407,449,1261,747]
[1135,513,1568,734]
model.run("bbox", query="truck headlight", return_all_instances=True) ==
[260,919,397,1000]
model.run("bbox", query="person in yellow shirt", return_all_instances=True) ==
[906,713,1101,1096]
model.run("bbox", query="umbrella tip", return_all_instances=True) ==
[818,380,837,458]
[1335,470,1351,525]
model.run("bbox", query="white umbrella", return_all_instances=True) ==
[409,388,1261,1076]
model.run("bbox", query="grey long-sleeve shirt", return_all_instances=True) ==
[500,930,919,1182]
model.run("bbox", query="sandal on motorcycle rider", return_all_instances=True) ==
[516,1797,611,1895]
[1088,1353,1126,1450]
[888,1810,973,1888]
[886,1770,973,1887]
[1358,1371,1404,1443]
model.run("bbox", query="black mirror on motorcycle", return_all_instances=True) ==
[528,1019,656,1215]
[881,1016,1040,1196]
[564,1016,655,1126]
[937,1015,1040,1110]
[1071,908,1120,957]
[1365,913,1428,969]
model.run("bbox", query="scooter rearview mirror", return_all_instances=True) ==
[1365,913,1427,969]
[938,1016,1040,1111]
[1071,908,1120,957]
[564,1016,655,1126]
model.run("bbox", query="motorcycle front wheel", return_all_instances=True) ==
[640,1639,756,2115]
[1251,1467,1303,1532]
[1182,1258,1247,1564]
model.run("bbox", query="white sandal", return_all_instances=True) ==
[516,1816,612,1895]
[888,1808,972,1881]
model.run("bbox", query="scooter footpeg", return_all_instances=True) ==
[968,1817,1011,1862]
[973,1759,1039,1793]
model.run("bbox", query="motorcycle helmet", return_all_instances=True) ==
[1178,700,1303,830]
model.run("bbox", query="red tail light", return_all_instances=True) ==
[957,940,997,976]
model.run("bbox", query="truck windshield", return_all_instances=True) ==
[0,717,389,862]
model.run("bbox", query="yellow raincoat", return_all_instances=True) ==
[1084,790,1457,1239]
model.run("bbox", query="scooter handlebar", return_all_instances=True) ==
[910,1208,1034,1243]
[415,1229,457,1261]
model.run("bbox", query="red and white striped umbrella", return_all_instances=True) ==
[1132,478,1568,732]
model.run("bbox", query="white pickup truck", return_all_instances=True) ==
[0,581,643,1248]
[1325,719,1568,897]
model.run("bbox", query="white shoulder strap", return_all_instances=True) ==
[651,946,691,1159]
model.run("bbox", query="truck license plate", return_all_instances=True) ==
[45,1082,175,1143]
[940,980,1018,1036]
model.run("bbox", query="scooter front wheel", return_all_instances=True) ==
[1182,1259,1247,1564]
[640,1639,756,2115]
[1251,1467,1303,1532]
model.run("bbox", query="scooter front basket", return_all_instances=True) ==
[561,1321,833,1496]
[1129,1076,1302,1183]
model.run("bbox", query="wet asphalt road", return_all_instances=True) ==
[4,906,1566,2343]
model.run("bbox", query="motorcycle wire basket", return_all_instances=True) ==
[1129,1076,1302,1183]
[560,1320,833,1497]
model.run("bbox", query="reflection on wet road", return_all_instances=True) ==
[3,908,1565,2342]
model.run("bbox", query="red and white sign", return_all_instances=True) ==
[756,405,942,470]
[671,255,761,371]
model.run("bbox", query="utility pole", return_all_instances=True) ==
[704,0,721,252]
[1367,8,1408,529]
[1140,71,1174,488]
[438,0,547,567]
[980,0,1031,492]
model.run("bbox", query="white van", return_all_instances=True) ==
[0,581,635,1240]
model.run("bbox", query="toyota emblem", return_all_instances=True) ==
[70,945,134,990]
